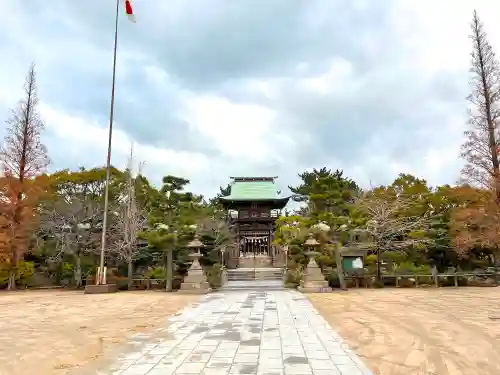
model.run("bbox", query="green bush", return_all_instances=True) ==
[285,268,302,287]
[382,251,408,265]
[115,277,131,290]
[316,255,335,270]
[365,254,377,266]
[327,271,340,288]
[394,262,432,275]
[59,262,74,285]
[207,263,222,289]
[145,267,166,279]
[0,261,35,287]
[373,279,385,288]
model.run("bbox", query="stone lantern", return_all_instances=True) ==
[179,235,211,294]
[297,234,332,293]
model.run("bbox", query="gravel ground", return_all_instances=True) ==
[308,287,500,375]
[0,290,198,375]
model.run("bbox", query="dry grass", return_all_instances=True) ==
[0,290,198,375]
[308,288,500,375]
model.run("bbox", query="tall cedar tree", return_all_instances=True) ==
[0,64,49,289]
[461,11,500,199]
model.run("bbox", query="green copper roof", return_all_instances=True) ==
[222,180,281,200]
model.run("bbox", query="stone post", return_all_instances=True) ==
[220,246,228,286]
[282,245,289,282]
[179,235,211,294]
[298,234,332,293]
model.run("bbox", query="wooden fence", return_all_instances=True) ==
[84,277,169,290]
[344,272,499,288]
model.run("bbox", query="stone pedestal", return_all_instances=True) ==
[179,252,211,294]
[84,284,118,294]
[298,251,332,293]
[221,268,228,286]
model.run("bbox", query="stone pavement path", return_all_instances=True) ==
[93,290,373,375]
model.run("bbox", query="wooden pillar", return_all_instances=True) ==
[268,223,272,256]
[235,222,240,268]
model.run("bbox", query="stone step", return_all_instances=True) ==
[227,272,282,277]
[227,268,283,281]
[227,275,283,281]
[227,271,283,276]
[227,267,283,273]
[223,280,285,291]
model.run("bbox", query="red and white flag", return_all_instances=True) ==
[125,0,136,23]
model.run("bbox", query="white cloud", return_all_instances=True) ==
[40,104,210,180]
[1,0,500,197]
[300,58,355,95]
[180,94,278,161]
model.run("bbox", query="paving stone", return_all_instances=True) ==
[257,370,284,375]
[336,364,365,375]
[234,353,259,363]
[284,363,312,374]
[258,357,283,368]
[259,350,282,359]
[331,354,357,366]
[238,346,260,354]
[282,347,305,355]
[206,357,234,366]
[309,359,334,370]
[175,362,207,373]
[147,365,178,375]
[120,363,156,374]
[304,351,329,360]
[73,290,373,375]
[231,363,260,374]
[312,369,341,375]
[201,368,231,375]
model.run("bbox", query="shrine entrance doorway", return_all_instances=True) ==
[238,232,273,269]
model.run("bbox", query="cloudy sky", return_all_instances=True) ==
[0,0,499,198]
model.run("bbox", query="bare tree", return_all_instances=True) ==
[461,11,500,200]
[356,193,432,280]
[43,195,102,287]
[0,63,49,289]
[109,148,146,288]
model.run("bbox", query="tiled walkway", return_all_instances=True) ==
[89,290,373,375]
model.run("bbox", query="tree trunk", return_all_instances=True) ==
[166,248,173,292]
[334,241,346,290]
[376,248,382,281]
[493,252,499,285]
[74,254,82,288]
[127,260,133,290]
[7,268,16,290]
[55,259,62,285]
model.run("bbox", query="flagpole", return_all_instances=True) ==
[97,0,120,285]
